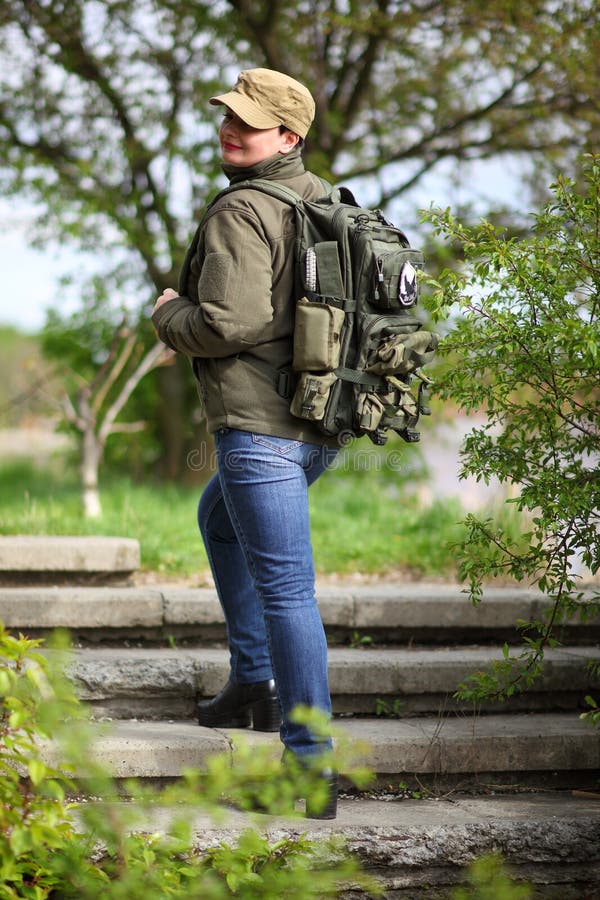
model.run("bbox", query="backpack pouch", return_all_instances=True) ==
[355,390,387,431]
[366,330,439,376]
[371,249,423,309]
[290,371,337,421]
[356,383,419,439]
[293,299,345,371]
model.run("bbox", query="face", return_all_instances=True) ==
[219,110,299,166]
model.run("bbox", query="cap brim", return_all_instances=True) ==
[209,91,282,129]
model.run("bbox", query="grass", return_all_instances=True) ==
[0,443,527,581]
[308,466,467,576]
[0,458,204,578]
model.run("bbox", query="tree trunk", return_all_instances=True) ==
[156,360,189,479]
[81,426,103,519]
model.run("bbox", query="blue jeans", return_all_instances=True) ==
[197,428,337,757]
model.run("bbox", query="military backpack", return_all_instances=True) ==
[213,179,438,445]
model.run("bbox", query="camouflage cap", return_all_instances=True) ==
[210,68,315,139]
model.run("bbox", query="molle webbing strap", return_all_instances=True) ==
[334,367,386,389]
[236,352,296,399]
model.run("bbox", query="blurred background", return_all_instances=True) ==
[1,0,597,579]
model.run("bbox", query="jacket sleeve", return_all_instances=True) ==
[151,204,274,358]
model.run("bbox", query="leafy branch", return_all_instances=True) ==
[422,154,600,705]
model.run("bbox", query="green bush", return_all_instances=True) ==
[423,154,600,702]
[0,625,378,898]
[0,625,83,897]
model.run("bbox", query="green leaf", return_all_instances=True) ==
[226,872,240,892]
[27,759,47,786]
[9,826,32,856]
[0,669,14,695]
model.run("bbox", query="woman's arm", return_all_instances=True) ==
[151,205,275,358]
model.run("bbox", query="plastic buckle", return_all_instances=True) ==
[277,369,295,399]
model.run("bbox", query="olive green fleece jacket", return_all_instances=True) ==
[151,148,336,445]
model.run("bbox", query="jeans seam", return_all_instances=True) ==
[198,483,242,679]
[216,474,276,686]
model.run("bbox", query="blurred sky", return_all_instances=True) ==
[0,205,81,332]
[0,156,525,333]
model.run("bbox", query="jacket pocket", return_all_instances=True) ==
[191,356,208,404]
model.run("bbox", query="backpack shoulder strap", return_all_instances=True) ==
[215,177,346,301]
[215,179,302,206]
[211,176,338,208]
[180,177,338,297]
[216,177,343,398]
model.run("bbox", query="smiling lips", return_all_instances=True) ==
[222,141,242,151]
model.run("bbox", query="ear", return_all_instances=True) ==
[279,130,301,154]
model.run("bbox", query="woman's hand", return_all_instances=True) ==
[153,288,179,313]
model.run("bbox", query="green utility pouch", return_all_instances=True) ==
[293,299,345,371]
[355,390,389,432]
[356,381,418,434]
[290,372,337,421]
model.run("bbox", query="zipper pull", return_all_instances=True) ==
[374,257,384,300]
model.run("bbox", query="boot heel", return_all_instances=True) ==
[305,773,338,820]
[197,708,251,728]
[251,696,282,732]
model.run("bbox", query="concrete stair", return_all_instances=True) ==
[0,535,139,584]
[79,794,600,899]
[2,535,600,895]
[3,582,599,645]
[56,644,600,719]
[39,714,600,788]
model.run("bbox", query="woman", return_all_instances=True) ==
[152,69,339,818]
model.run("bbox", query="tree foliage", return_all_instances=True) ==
[1,0,598,472]
[1,0,598,256]
[423,154,600,701]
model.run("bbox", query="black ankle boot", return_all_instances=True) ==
[235,763,338,819]
[281,752,338,820]
[196,678,281,732]
[304,769,338,820]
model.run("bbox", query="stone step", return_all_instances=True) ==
[40,713,600,790]
[4,582,600,644]
[75,793,600,897]
[0,535,140,585]
[40,715,600,894]
[58,644,600,718]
